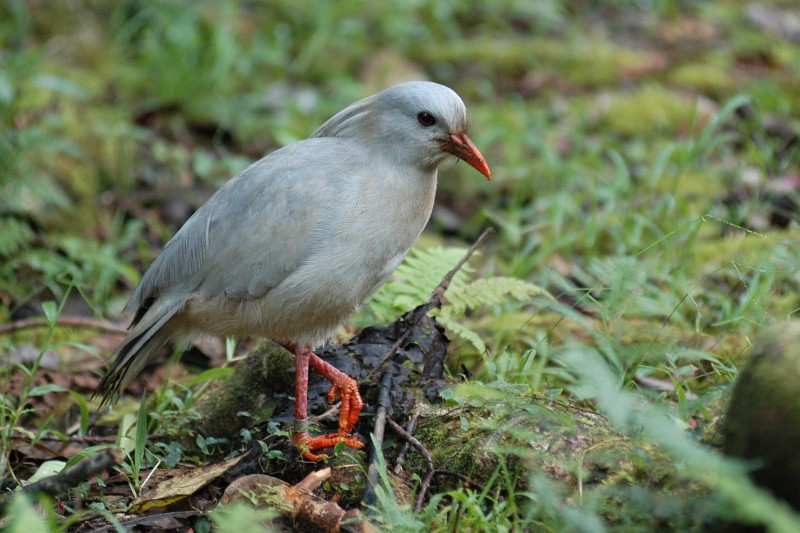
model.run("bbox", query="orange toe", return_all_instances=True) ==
[309,354,364,434]
[295,431,365,461]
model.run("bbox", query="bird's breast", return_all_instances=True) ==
[263,169,436,341]
[323,168,437,296]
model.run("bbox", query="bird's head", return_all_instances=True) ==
[312,81,491,180]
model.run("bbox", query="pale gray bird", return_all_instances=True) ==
[97,81,491,460]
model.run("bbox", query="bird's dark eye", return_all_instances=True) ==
[417,112,436,127]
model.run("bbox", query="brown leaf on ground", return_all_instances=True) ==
[128,453,248,514]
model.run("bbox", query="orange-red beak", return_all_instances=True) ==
[443,132,492,180]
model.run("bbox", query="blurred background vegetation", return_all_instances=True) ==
[1,0,799,531]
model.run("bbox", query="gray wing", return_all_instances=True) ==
[126,138,353,313]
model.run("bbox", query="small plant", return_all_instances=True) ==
[1,296,69,484]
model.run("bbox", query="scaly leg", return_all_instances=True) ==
[286,343,364,461]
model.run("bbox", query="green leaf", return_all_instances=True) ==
[41,300,58,329]
[6,493,51,532]
[366,247,473,322]
[438,315,487,354]
[0,217,35,257]
[186,367,235,387]
[196,434,209,455]
[444,276,552,315]
[28,384,69,396]
[67,391,91,435]
[134,392,148,472]
[27,460,67,483]
[118,413,137,455]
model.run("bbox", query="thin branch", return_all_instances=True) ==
[393,411,419,474]
[294,466,332,492]
[362,372,393,506]
[309,403,342,425]
[0,316,128,336]
[85,511,204,533]
[0,448,123,510]
[1,428,139,445]
[428,227,495,309]
[387,416,434,512]
[367,227,495,381]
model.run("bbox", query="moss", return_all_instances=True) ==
[668,61,734,96]
[690,230,796,276]
[408,385,635,491]
[392,381,716,531]
[554,41,666,87]
[653,168,727,201]
[599,86,708,137]
[322,450,370,507]
[722,322,800,510]
[188,342,294,446]
[415,36,667,88]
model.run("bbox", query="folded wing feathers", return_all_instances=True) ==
[96,298,183,404]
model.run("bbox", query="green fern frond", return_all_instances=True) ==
[364,246,552,355]
[444,277,552,315]
[0,217,35,257]
[394,246,474,296]
[437,315,487,355]
[366,247,474,323]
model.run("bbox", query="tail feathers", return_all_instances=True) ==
[96,300,182,405]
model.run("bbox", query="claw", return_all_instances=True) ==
[294,431,364,461]
[283,343,365,462]
[309,353,363,434]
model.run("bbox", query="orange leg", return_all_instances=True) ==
[286,343,364,461]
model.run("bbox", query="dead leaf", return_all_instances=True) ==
[128,453,247,514]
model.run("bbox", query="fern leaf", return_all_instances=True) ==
[445,277,552,315]
[367,247,475,322]
[0,217,35,257]
[438,314,487,355]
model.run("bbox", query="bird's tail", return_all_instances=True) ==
[96,299,182,405]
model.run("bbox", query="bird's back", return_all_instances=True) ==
[127,136,437,346]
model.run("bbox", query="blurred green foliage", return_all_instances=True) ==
[1,0,799,530]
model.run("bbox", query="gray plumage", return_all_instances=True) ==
[98,81,489,401]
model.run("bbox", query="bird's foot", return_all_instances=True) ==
[294,430,365,462]
[286,344,366,461]
[309,353,364,434]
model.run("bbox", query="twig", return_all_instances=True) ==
[0,448,123,510]
[139,459,161,494]
[428,227,495,309]
[1,428,139,445]
[386,417,434,513]
[392,411,419,474]
[433,470,486,491]
[294,467,332,492]
[85,511,204,533]
[362,372,393,506]
[309,402,342,425]
[0,316,128,336]
[633,375,698,400]
[366,227,494,381]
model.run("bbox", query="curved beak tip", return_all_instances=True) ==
[446,132,492,181]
